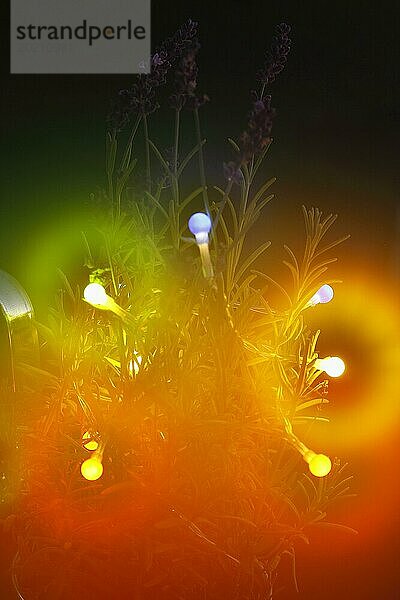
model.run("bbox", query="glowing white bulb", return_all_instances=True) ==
[128,352,142,376]
[188,213,214,279]
[83,283,109,307]
[83,281,132,322]
[308,284,334,307]
[315,356,346,377]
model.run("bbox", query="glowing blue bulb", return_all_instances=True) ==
[310,284,334,306]
[188,213,214,278]
[188,213,212,241]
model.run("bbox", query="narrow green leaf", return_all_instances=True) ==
[178,140,206,177]
[309,522,358,535]
[145,191,169,219]
[227,137,240,153]
[148,139,172,174]
[296,398,329,412]
[234,241,271,285]
[178,187,203,215]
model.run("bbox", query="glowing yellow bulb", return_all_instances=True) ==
[81,457,103,481]
[82,431,99,451]
[315,356,346,377]
[83,283,108,307]
[308,454,332,477]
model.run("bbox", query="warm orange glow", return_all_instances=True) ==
[308,281,400,452]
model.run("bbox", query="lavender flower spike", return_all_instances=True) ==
[257,23,292,87]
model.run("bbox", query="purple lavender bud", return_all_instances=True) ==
[257,23,292,87]
[223,161,243,184]
[107,19,199,128]
[239,93,276,163]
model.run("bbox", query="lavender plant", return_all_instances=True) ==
[7,21,355,600]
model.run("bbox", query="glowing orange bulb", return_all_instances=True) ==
[81,457,103,481]
[315,356,346,377]
[83,283,109,307]
[82,431,99,451]
[308,454,332,477]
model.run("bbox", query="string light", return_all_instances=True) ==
[303,451,332,477]
[314,356,346,377]
[83,282,109,308]
[83,281,132,322]
[285,420,332,478]
[307,284,334,307]
[82,431,99,451]
[188,213,214,279]
[81,456,103,481]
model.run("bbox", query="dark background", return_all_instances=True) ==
[1,1,399,598]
